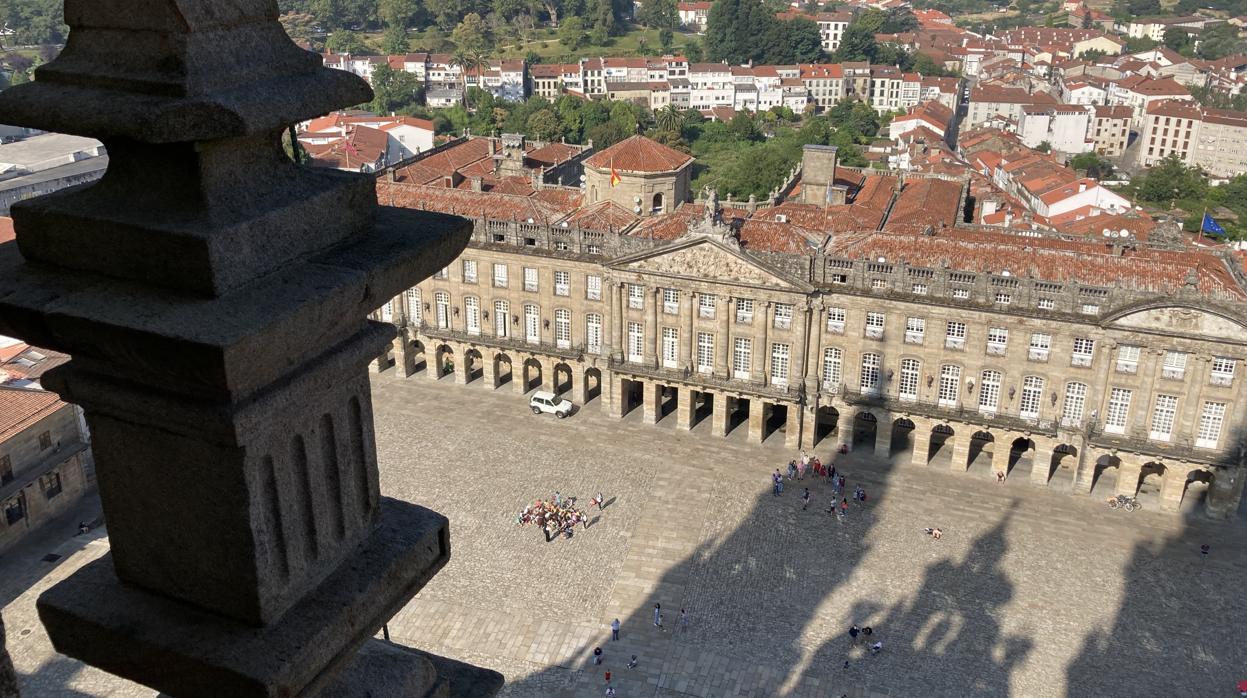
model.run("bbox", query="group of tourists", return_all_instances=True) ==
[516,491,605,542]
[773,451,872,523]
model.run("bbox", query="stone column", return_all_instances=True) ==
[873,416,893,460]
[369,351,391,374]
[1158,466,1188,512]
[910,419,932,466]
[647,287,660,365]
[514,359,531,394]
[785,402,802,449]
[0,4,500,695]
[719,297,733,375]
[993,440,1014,477]
[799,402,818,450]
[604,373,623,418]
[1030,441,1054,485]
[836,406,859,454]
[675,386,695,430]
[570,366,585,403]
[757,302,772,381]
[711,392,730,436]
[642,380,660,425]
[950,434,972,472]
[481,353,499,389]
[748,399,767,444]
[684,291,696,370]
[1074,449,1103,493]
[391,331,416,378]
[427,346,445,381]
[1114,457,1142,497]
[453,345,470,385]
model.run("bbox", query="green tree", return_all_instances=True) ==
[381,25,411,53]
[728,111,761,141]
[1163,27,1194,56]
[659,27,674,53]
[326,30,372,54]
[656,103,684,133]
[586,119,633,147]
[1197,23,1247,61]
[762,17,824,64]
[638,0,678,29]
[878,8,919,33]
[424,0,469,31]
[609,99,639,134]
[370,63,425,113]
[1036,141,1052,153]
[526,108,563,140]
[279,12,319,42]
[452,13,490,56]
[1069,152,1113,179]
[833,24,877,62]
[559,15,587,50]
[683,38,703,62]
[378,0,422,28]
[310,0,376,31]
[1133,154,1208,204]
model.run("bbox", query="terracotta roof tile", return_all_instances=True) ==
[583,135,692,174]
[0,386,64,444]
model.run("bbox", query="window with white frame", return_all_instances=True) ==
[435,292,449,329]
[1029,333,1050,361]
[554,308,571,348]
[770,343,790,385]
[435,266,449,279]
[822,347,842,389]
[898,358,920,400]
[1211,357,1236,386]
[826,307,846,333]
[736,298,754,324]
[1116,345,1140,373]
[865,312,885,339]
[1162,351,1186,379]
[1105,387,1132,434]
[523,267,539,292]
[733,338,752,378]
[492,263,507,287]
[952,288,971,300]
[1019,376,1043,419]
[465,296,480,335]
[662,288,679,314]
[979,370,1001,413]
[699,294,716,318]
[627,322,643,362]
[912,283,928,295]
[1062,382,1087,427]
[1072,337,1094,366]
[380,300,394,323]
[696,332,714,373]
[1080,303,1099,315]
[494,300,509,337]
[994,291,1011,305]
[1196,401,1226,448]
[586,274,601,300]
[586,314,602,354]
[586,243,601,255]
[986,327,1008,355]
[945,321,966,349]
[904,317,925,344]
[628,284,643,309]
[524,304,540,344]
[938,364,961,406]
[554,270,570,296]
[871,278,887,290]
[407,288,421,326]
[1149,394,1178,441]
[462,259,477,283]
[774,303,793,329]
[661,327,679,368]
[860,353,881,394]
[1037,297,1055,310]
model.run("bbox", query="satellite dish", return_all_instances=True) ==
[526,217,534,224]
[1119,229,1129,237]
[1001,270,1011,276]
[634,206,642,213]
[579,174,587,181]
[561,221,569,228]
[877,256,886,263]
[1102,229,1111,237]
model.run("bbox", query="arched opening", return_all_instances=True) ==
[967,431,995,474]
[852,412,877,450]
[410,340,427,374]
[584,367,602,404]
[522,358,543,393]
[1089,454,1120,494]
[1008,437,1034,477]
[463,348,483,384]
[652,192,664,214]
[494,353,513,387]
[890,418,915,460]
[1133,461,1165,504]
[434,344,454,379]
[814,405,840,447]
[927,424,954,466]
[553,362,573,396]
[1182,469,1214,515]
[1046,444,1078,487]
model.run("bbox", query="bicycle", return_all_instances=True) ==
[1107,494,1140,512]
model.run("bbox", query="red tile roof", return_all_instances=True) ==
[883,178,963,233]
[0,217,13,245]
[0,386,64,444]
[583,135,692,174]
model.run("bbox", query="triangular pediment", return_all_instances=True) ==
[1108,305,1247,342]
[611,239,807,290]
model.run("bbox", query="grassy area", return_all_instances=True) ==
[358,25,701,61]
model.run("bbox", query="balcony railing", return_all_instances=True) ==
[839,388,1056,435]
[418,324,585,360]
[1085,423,1239,464]
[607,356,797,400]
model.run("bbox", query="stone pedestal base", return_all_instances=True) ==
[36,498,499,698]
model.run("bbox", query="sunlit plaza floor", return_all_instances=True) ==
[4,370,1246,697]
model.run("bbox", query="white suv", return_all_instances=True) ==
[529,390,573,419]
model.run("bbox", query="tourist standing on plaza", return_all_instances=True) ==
[680,608,688,632]
[849,624,861,646]
[653,603,662,630]
[773,470,783,496]
[611,618,620,641]
[593,492,605,510]
[787,460,797,481]
[593,647,603,665]
[802,488,811,511]
[840,498,849,518]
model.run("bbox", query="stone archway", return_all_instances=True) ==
[522,358,543,393]
[434,344,454,379]
[464,348,483,384]
[584,367,602,403]
[1133,461,1165,504]
[410,339,427,374]
[1045,443,1078,487]
[852,411,877,450]
[553,362,573,396]
[1089,454,1120,494]
[927,424,955,466]
[967,430,994,473]
[814,405,840,447]
[1181,469,1214,515]
[652,192,664,213]
[1008,437,1034,477]
[494,353,513,387]
[890,418,915,460]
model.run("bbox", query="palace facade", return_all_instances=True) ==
[371,134,1247,518]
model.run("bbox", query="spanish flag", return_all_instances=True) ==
[610,158,621,187]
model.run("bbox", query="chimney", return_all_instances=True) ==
[470,176,483,192]
[746,194,757,214]
[1078,182,1087,193]
[488,138,497,155]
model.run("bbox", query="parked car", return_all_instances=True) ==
[529,390,572,419]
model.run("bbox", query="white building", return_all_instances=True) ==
[1016,106,1093,154]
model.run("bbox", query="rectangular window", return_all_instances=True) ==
[661,327,679,368]
[1116,345,1140,374]
[462,259,477,283]
[554,308,571,348]
[586,274,601,300]
[0,454,10,485]
[697,332,714,373]
[524,305,540,344]
[1197,401,1226,448]
[1063,382,1087,427]
[865,312,885,339]
[904,317,925,344]
[953,288,971,300]
[586,314,602,354]
[554,270,570,296]
[586,243,602,255]
[627,322,644,362]
[733,338,752,379]
[1162,351,1186,380]
[736,298,754,324]
[699,294,716,318]
[945,321,966,350]
[822,348,842,389]
[465,297,481,335]
[1105,387,1132,434]
[628,284,644,309]
[406,288,421,326]
[4,497,23,525]
[871,278,887,290]
[994,292,1011,305]
[435,266,449,279]
[774,303,793,330]
[523,267,539,292]
[1029,333,1051,361]
[938,365,961,406]
[826,307,846,333]
[979,370,1001,413]
[435,292,450,329]
[380,300,394,323]
[986,327,1008,355]
[1080,303,1099,315]
[494,300,509,337]
[770,343,790,385]
[898,358,920,400]
[1019,376,1044,419]
[1072,337,1094,367]
[859,353,881,394]
[39,471,62,499]
[911,283,928,295]
[662,288,679,314]
[1036,296,1055,310]
[1211,357,1236,386]
[1150,394,1178,441]
[493,263,508,288]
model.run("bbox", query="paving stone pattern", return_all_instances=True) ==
[3,372,1247,697]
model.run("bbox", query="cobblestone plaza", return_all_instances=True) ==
[3,373,1246,697]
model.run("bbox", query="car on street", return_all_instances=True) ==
[529,390,573,419]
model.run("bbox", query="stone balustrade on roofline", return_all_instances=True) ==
[0,2,501,697]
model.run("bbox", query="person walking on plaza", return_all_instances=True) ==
[787,460,797,481]
[773,470,783,497]
[554,491,562,507]
[840,497,849,518]
[593,647,603,665]
[680,608,689,632]
[654,603,664,631]
[849,624,861,647]
[611,618,620,641]
[802,488,811,511]
[592,492,605,510]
